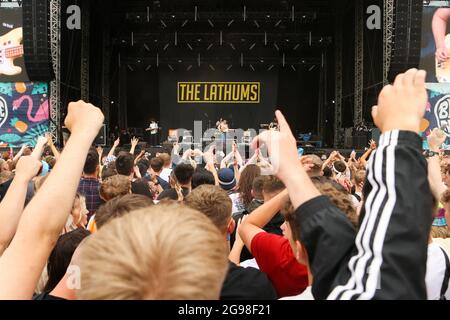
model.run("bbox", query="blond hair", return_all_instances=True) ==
[99,175,131,201]
[78,203,229,300]
[185,185,232,235]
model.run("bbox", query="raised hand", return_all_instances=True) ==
[14,156,42,181]
[45,133,54,146]
[64,100,104,137]
[113,137,120,148]
[369,140,377,150]
[96,146,104,157]
[251,110,299,179]
[131,136,139,147]
[427,128,446,152]
[371,68,427,134]
[300,156,314,172]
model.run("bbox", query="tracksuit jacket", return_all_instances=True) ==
[295,130,434,300]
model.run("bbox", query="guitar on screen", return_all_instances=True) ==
[0,28,24,77]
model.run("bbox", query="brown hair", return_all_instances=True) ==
[185,185,232,235]
[95,194,154,229]
[282,179,358,242]
[79,203,229,299]
[158,153,171,167]
[354,170,366,186]
[441,188,450,204]
[0,171,13,184]
[99,175,131,201]
[238,164,261,207]
[150,157,164,173]
[262,176,285,194]
[252,175,266,200]
[431,226,449,239]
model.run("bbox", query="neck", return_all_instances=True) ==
[82,173,97,179]
[50,274,76,300]
[179,183,191,190]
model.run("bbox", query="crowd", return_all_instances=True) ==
[0,68,448,300]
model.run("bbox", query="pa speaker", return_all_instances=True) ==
[22,0,54,81]
[388,0,423,81]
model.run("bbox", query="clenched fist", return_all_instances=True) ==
[64,101,104,137]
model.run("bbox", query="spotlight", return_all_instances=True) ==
[249,43,256,50]
[207,43,214,50]
[145,65,152,71]
[228,19,234,27]
[267,65,274,71]
[209,64,215,71]
[226,64,233,71]
[208,19,214,27]
[274,43,279,51]
[168,64,174,71]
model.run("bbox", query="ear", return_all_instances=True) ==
[294,240,308,265]
[227,218,236,235]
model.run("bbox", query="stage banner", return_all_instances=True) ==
[0,2,29,83]
[0,82,49,148]
[159,69,278,134]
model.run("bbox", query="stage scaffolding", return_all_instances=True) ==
[383,0,394,85]
[334,14,343,148]
[354,0,364,126]
[49,0,61,145]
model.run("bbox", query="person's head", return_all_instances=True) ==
[281,177,358,267]
[173,163,194,186]
[0,159,9,173]
[0,171,12,185]
[159,153,172,168]
[101,166,117,181]
[95,194,154,229]
[83,148,100,177]
[262,176,285,201]
[99,175,131,201]
[353,170,366,190]
[251,175,266,201]
[2,151,10,161]
[218,168,236,191]
[442,189,450,229]
[131,178,154,199]
[185,185,233,238]
[305,155,324,177]
[137,160,149,178]
[238,165,261,207]
[332,160,347,179]
[44,156,56,170]
[78,203,229,299]
[191,167,215,189]
[444,164,450,187]
[43,228,90,293]
[69,193,89,229]
[150,157,164,174]
[322,166,332,178]
[115,152,135,176]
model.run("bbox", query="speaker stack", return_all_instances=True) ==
[387,0,423,82]
[22,0,54,81]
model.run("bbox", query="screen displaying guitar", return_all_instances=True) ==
[0,27,24,77]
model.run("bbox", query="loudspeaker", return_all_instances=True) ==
[94,124,107,146]
[22,0,54,81]
[388,0,423,81]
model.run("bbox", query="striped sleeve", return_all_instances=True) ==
[327,130,433,300]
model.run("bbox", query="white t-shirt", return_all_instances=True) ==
[160,168,172,183]
[279,286,315,300]
[240,258,259,270]
[229,192,245,216]
[426,242,450,300]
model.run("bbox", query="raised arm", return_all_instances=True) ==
[239,189,289,252]
[31,136,47,160]
[433,8,450,62]
[0,157,42,256]
[427,128,447,201]
[130,136,139,155]
[0,101,104,299]
[107,138,120,158]
[45,133,60,160]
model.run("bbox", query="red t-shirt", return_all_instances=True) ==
[251,232,309,298]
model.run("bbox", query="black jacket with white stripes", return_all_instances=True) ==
[295,130,434,300]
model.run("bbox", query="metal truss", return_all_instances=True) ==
[383,0,394,85]
[80,0,90,100]
[102,7,111,140]
[334,15,343,148]
[354,0,364,126]
[49,0,61,145]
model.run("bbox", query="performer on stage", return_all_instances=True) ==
[146,118,160,146]
[216,118,229,142]
[269,117,279,131]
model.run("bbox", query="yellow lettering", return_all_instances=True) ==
[194,84,201,101]
[210,84,218,101]
[241,85,250,100]
[250,84,259,101]
[179,84,187,101]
